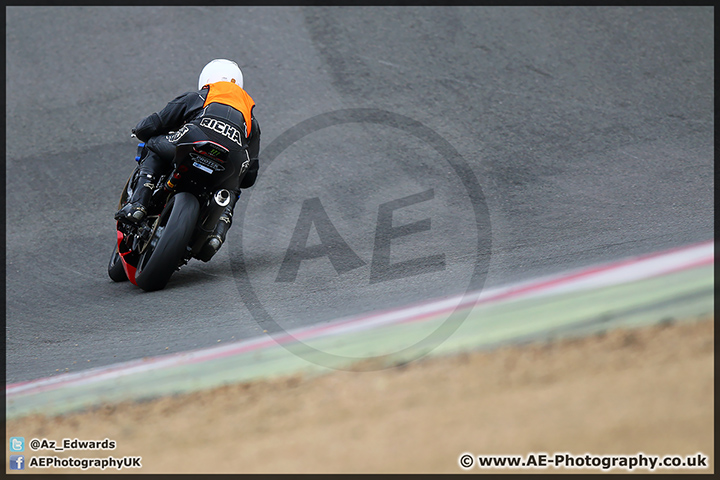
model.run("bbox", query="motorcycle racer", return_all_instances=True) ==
[115,58,261,254]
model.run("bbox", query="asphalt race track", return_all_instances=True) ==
[5,7,713,383]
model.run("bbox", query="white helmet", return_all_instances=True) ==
[198,59,244,90]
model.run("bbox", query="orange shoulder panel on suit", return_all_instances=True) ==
[203,82,255,135]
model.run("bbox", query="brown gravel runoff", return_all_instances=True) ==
[6,316,713,474]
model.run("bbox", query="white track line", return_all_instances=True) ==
[7,240,714,398]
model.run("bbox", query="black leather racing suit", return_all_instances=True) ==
[119,86,261,249]
[132,87,260,191]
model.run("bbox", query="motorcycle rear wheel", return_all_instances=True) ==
[135,192,200,292]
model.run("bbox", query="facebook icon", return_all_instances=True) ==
[10,455,25,470]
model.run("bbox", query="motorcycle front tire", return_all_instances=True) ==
[108,244,129,282]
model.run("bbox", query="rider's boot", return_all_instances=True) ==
[115,172,158,224]
[197,192,239,261]
[207,204,234,251]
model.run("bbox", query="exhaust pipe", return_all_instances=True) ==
[214,189,231,207]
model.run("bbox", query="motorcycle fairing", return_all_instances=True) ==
[117,228,138,285]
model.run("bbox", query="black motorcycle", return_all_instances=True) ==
[108,132,248,291]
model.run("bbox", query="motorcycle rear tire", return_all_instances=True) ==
[135,192,200,292]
